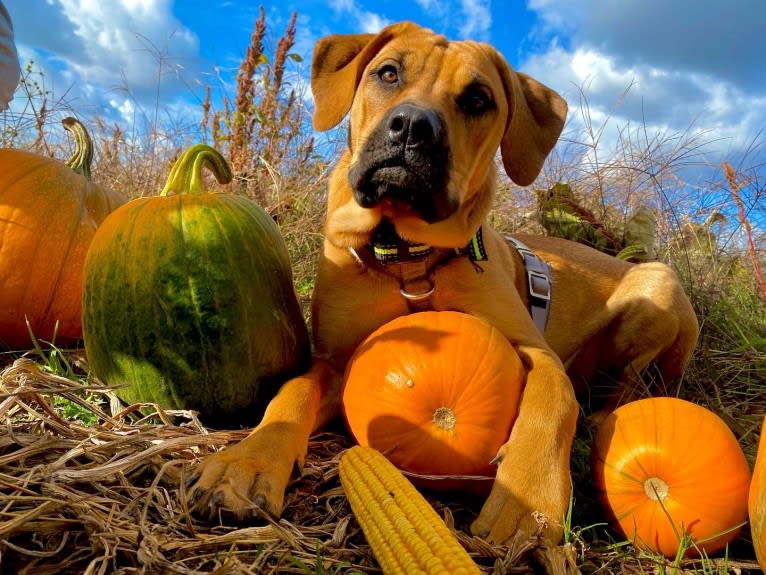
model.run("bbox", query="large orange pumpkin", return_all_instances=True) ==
[342,311,525,478]
[749,415,766,571]
[592,397,750,558]
[0,118,126,349]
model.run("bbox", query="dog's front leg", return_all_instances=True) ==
[470,346,578,548]
[187,358,338,521]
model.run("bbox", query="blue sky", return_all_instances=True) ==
[4,0,766,180]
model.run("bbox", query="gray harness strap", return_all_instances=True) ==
[504,235,552,333]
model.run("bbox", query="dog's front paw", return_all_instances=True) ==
[187,424,305,522]
[469,444,570,549]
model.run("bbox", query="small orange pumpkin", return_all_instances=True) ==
[749,415,766,571]
[592,397,750,558]
[0,118,126,349]
[342,311,525,478]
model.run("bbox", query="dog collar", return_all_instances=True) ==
[351,224,551,332]
[369,221,488,265]
[348,222,487,311]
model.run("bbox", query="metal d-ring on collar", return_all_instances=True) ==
[354,220,443,311]
[347,245,437,310]
[397,259,436,306]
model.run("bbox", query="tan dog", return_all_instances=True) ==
[188,22,699,549]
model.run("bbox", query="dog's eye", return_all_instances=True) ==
[458,85,494,116]
[377,64,399,85]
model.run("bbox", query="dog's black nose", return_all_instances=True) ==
[386,104,444,148]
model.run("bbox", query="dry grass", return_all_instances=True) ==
[0,355,556,574]
[0,355,363,574]
[1,353,764,574]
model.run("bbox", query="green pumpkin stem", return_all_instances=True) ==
[62,116,94,180]
[160,144,233,196]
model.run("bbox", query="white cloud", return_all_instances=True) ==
[6,0,207,126]
[527,0,765,96]
[109,96,136,125]
[327,0,355,12]
[358,12,391,34]
[4,0,763,176]
[521,0,766,172]
[458,0,491,40]
[55,0,197,90]
[322,1,390,34]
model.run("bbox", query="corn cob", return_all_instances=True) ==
[339,445,481,575]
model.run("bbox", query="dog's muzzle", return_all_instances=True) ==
[348,102,454,222]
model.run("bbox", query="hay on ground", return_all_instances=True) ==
[0,356,537,574]
[2,355,759,574]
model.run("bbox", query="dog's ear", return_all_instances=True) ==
[311,32,375,131]
[311,22,421,132]
[492,51,568,186]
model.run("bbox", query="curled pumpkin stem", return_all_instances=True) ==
[160,144,233,196]
[62,116,94,180]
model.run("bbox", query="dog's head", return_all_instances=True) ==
[312,21,567,249]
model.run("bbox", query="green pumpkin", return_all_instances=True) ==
[82,144,311,426]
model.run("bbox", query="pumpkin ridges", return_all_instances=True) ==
[126,201,156,400]
[85,198,169,406]
[37,179,94,334]
[606,417,738,505]
[454,324,521,430]
[593,397,750,558]
[229,201,276,372]
[221,194,306,370]
[0,119,126,348]
[343,311,524,478]
[440,320,521,461]
[83,146,310,425]
[177,195,214,384]
[432,317,475,410]
[2,165,87,341]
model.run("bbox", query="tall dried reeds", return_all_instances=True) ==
[725,161,766,305]
[195,9,325,298]
[204,9,315,203]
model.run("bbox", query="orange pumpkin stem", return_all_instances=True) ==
[160,144,233,197]
[62,116,93,180]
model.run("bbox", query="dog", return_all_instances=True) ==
[187,21,699,550]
